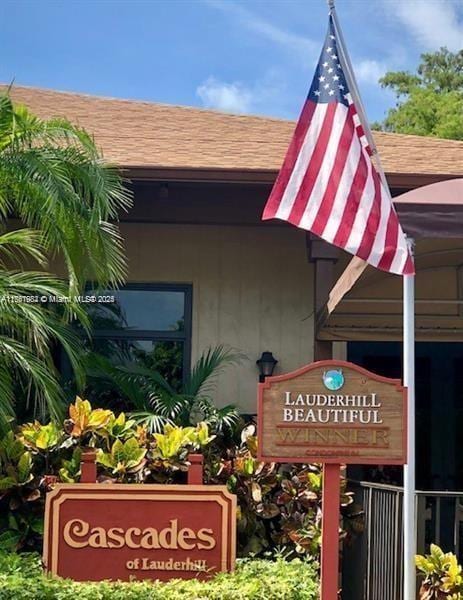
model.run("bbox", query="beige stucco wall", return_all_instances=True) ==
[121,223,315,413]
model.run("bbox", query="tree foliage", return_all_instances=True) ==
[0,91,132,427]
[373,48,463,140]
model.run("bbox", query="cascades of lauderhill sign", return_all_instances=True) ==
[44,484,236,581]
[257,360,407,465]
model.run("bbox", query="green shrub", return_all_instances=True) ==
[0,397,356,561]
[0,552,319,600]
[205,426,356,559]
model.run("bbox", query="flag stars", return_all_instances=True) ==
[337,63,342,69]
[328,89,335,96]
[322,61,329,67]
[323,83,330,89]
[329,34,336,40]
[338,84,345,90]
[332,54,338,60]
[333,75,340,81]
[319,75,326,82]
[327,67,334,73]
[326,46,333,53]
[313,90,321,96]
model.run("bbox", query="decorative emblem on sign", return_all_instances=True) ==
[323,369,344,391]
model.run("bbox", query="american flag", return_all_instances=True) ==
[262,16,414,276]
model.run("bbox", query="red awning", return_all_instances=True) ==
[395,178,463,238]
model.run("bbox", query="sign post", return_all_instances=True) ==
[258,359,407,599]
[321,463,341,599]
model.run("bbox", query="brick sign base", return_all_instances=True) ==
[44,484,236,582]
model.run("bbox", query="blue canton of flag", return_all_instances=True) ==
[308,22,350,107]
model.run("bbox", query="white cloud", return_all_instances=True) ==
[355,59,387,85]
[196,70,286,115]
[196,77,253,113]
[203,0,317,61]
[392,0,463,52]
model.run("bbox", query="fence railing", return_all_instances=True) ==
[342,481,463,600]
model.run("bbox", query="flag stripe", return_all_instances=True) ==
[309,105,356,235]
[345,152,374,254]
[290,102,344,227]
[366,183,391,267]
[390,225,411,273]
[377,209,399,272]
[321,131,361,243]
[263,99,317,219]
[274,103,329,221]
[332,148,369,247]
[355,171,382,261]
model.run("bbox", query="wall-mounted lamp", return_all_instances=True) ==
[256,351,278,383]
[158,183,169,201]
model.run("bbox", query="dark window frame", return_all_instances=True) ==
[89,282,193,383]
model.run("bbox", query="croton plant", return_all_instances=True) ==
[0,397,360,559]
[416,544,463,599]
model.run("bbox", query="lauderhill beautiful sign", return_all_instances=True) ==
[257,360,407,465]
[44,484,236,582]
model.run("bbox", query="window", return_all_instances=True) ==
[86,283,192,390]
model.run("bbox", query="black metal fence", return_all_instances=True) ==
[342,481,463,600]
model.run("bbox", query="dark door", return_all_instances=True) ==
[348,341,463,491]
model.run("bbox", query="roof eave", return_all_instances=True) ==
[122,165,463,189]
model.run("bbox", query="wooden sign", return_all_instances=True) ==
[257,359,407,465]
[44,484,236,582]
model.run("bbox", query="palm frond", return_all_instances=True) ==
[85,345,244,434]
[183,345,246,398]
[0,363,14,434]
[130,412,172,434]
[0,335,64,422]
[84,353,148,409]
[0,229,47,268]
[146,392,191,423]
[192,397,240,433]
[0,270,88,425]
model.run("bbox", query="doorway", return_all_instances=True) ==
[348,341,463,491]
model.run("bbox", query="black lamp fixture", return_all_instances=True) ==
[256,351,278,382]
[158,182,169,201]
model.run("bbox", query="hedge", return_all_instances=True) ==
[0,552,319,600]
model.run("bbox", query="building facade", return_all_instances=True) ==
[7,85,463,496]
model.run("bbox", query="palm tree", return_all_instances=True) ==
[85,346,245,434]
[0,93,130,292]
[0,91,132,427]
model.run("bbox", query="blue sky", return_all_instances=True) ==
[1,0,462,122]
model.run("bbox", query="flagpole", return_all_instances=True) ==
[403,240,416,600]
[328,2,389,192]
[328,2,417,598]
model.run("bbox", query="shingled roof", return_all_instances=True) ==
[4,85,463,179]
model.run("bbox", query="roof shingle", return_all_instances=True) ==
[4,85,463,176]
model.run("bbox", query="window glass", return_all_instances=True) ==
[75,284,192,409]
[87,289,185,332]
[92,338,184,391]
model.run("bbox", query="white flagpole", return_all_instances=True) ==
[328,2,417,598]
[403,241,416,600]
